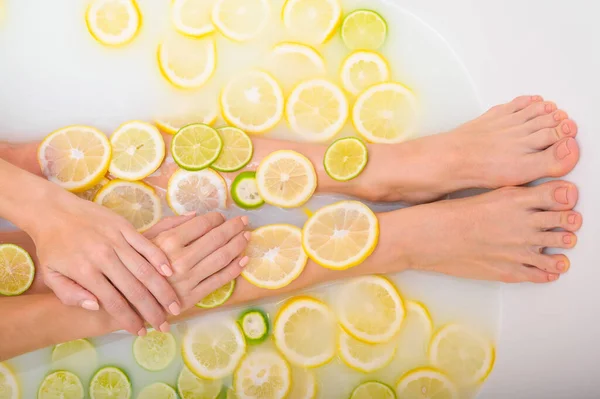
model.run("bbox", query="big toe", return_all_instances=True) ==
[520,180,579,211]
[523,137,580,181]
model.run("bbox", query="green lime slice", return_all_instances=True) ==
[177,366,222,399]
[323,137,368,181]
[52,339,97,372]
[89,367,131,399]
[350,381,396,399]
[196,280,236,309]
[237,308,270,344]
[133,330,177,371]
[171,123,223,171]
[38,371,84,399]
[138,382,178,399]
[231,171,264,209]
[0,243,35,296]
[211,127,254,172]
[341,10,387,51]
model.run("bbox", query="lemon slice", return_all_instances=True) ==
[109,121,165,181]
[166,168,228,215]
[212,0,270,42]
[89,367,132,399]
[350,381,396,399]
[0,362,19,399]
[323,137,368,182]
[341,51,390,95]
[233,348,291,399]
[133,330,177,371]
[211,127,253,172]
[38,371,84,399]
[155,104,219,135]
[172,0,215,38]
[52,339,97,371]
[138,383,177,399]
[338,329,396,373]
[38,125,111,192]
[158,35,216,89]
[282,0,341,45]
[255,150,317,208]
[288,367,316,399]
[352,82,418,144]
[76,177,110,201]
[341,10,387,51]
[273,296,336,368]
[182,317,246,379]
[269,42,326,91]
[0,244,34,296]
[397,301,434,364]
[395,368,458,399]
[429,324,495,385]
[335,275,404,343]
[302,201,379,270]
[220,71,284,134]
[177,366,223,399]
[242,224,307,289]
[231,172,264,210]
[196,280,235,309]
[171,124,223,171]
[94,180,161,232]
[85,0,141,46]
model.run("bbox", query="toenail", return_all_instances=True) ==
[554,110,567,121]
[545,103,555,113]
[532,95,543,102]
[548,274,559,281]
[556,140,571,160]
[561,122,571,135]
[557,261,568,272]
[554,187,570,204]
[568,214,577,224]
[563,235,572,244]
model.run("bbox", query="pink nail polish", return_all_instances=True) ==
[244,231,251,241]
[81,300,99,311]
[161,264,173,277]
[241,216,249,226]
[239,256,249,267]
[554,187,569,204]
[568,214,576,224]
[563,235,572,245]
[159,322,170,333]
[168,302,181,316]
[137,328,147,336]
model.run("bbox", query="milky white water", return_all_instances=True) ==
[0,0,500,397]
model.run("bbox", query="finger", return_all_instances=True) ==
[143,212,196,240]
[184,216,248,266]
[123,227,174,277]
[191,231,250,284]
[189,255,248,307]
[176,212,230,246]
[44,270,100,310]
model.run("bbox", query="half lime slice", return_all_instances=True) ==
[238,308,270,344]
[231,171,264,209]
[171,123,223,171]
[196,280,236,309]
[211,127,254,172]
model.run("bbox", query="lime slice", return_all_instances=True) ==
[138,383,177,399]
[89,367,131,399]
[171,124,223,171]
[196,280,236,309]
[133,330,177,371]
[0,363,20,399]
[237,308,270,344]
[0,244,35,296]
[177,366,223,399]
[52,339,97,370]
[350,381,396,399]
[341,10,387,50]
[323,137,368,182]
[38,371,84,399]
[231,171,264,210]
[211,127,254,173]
[218,387,238,399]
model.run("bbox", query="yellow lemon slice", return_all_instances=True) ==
[85,0,141,46]
[233,349,291,399]
[0,244,34,296]
[350,381,396,399]
[183,317,246,379]
[171,0,215,38]
[0,362,19,399]
[38,371,84,399]
[212,0,270,42]
[341,51,390,95]
[286,79,349,142]
[158,34,216,89]
[352,82,418,143]
[108,121,165,181]
[273,296,336,368]
[94,180,161,232]
[397,301,434,364]
[269,42,326,91]
[38,125,111,192]
[166,168,228,215]
[429,324,495,386]
[255,150,317,208]
[288,367,316,399]
[338,329,396,373]
[220,70,284,134]
[76,177,110,201]
[335,275,404,343]
[323,137,368,182]
[282,0,341,45]
[396,368,458,399]
[302,201,378,270]
[155,103,219,135]
[177,366,223,399]
[341,10,387,51]
[211,127,254,173]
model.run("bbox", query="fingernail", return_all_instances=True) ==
[561,121,571,135]
[557,261,568,272]
[81,300,99,311]
[137,328,147,336]
[545,103,555,113]
[184,211,196,216]
[556,140,571,160]
[554,187,569,204]
[548,274,559,282]
[239,256,249,267]
[169,302,181,316]
[568,214,576,224]
[161,264,173,277]
[241,216,249,226]
[159,321,170,333]
[244,231,251,241]
[563,235,572,244]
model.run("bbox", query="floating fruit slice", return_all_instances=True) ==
[177,366,223,399]
[0,244,34,296]
[233,348,291,399]
[158,35,216,89]
[341,10,387,50]
[230,172,264,210]
[338,329,396,373]
[0,363,19,399]
[171,124,223,171]
[242,224,307,289]
[237,308,270,344]
[38,371,84,399]
[323,137,368,182]
[287,367,316,399]
[196,280,235,309]
[211,0,270,42]
[429,324,495,385]
[397,301,434,363]
[350,381,396,399]
[282,0,342,45]
[89,367,131,399]
[395,368,458,399]
[138,383,177,399]
[51,339,97,370]
[133,330,177,371]
[109,121,166,181]
[155,104,219,135]
[167,168,228,215]
[352,82,418,143]
[341,51,390,95]
[76,177,110,201]
[85,0,141,46]
[94,180,161,232]
[183,317,246,379]
[335,275,404,344]
[211,127,253,172]
[302,201,379,270]
[255,150,317,208]
[269,42,326,90]
[38,125,111,192]
[220,71,284,134]
[273,296,336,368]
[171,0,215,38]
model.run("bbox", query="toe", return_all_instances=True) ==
[523,110,569,133]
[484,95,542,118]
[524,138,579,180]
[526,119,578,150]
[537,231,578,249]
[520,180,579,211]
[511,101,557,124]
[528,254,570,274]
[531,211,583,232]
[515,265,559,284]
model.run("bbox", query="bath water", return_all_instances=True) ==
[0,0,501,397]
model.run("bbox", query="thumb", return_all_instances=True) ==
[44,270,100,311]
